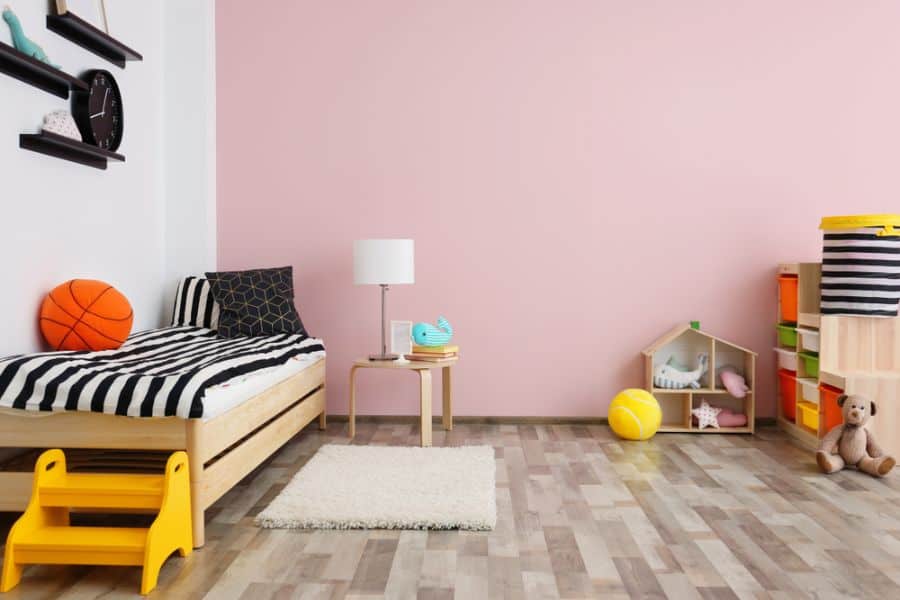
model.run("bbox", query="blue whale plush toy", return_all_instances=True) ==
[412,317,453,346]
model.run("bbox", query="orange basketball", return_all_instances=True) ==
[39,279,134,351]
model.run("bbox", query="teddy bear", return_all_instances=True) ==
[816,393,895,477]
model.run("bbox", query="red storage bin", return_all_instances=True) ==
[778,274,799,323]
[778,369,797,421]
[819,383,844,434]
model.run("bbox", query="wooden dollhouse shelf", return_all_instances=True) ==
[46,13,142,68]
[653,387,748,395]
[0,41,87,99]
[20,131,125,170]
[661,424,753,434]
[644,324,757,434]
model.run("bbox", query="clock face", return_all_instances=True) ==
[73,70,124,151]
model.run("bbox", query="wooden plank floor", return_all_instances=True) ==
[3,422,900,599]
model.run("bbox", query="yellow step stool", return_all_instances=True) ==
[1,449,192,595]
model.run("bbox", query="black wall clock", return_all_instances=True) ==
[72,69,124,151]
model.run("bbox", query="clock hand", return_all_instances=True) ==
[89,88,111,119]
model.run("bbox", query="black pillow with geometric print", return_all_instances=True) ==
[204,266,306,338]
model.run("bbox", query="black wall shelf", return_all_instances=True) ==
[47,13,142,68]
[20,131,125,170]
[0,41,88,99]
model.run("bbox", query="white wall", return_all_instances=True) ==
[0,1,215,356]
[162,0,217,310]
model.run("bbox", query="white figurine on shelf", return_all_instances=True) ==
[42,110,81,140]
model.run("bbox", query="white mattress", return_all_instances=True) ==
[201,352,323,421]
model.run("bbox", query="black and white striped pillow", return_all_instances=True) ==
[171,276,220,329]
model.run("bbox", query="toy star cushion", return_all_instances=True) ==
[691,400,722,429]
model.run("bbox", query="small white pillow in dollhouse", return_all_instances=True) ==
[42,110,81,141]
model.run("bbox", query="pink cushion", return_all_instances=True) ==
[691,407,748,428]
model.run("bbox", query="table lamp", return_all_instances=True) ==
[353,239,415,360]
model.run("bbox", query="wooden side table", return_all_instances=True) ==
[349,357,457,447]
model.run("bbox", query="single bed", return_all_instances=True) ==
[0,324,326,547]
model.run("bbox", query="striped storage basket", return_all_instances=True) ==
[820,215,900,317]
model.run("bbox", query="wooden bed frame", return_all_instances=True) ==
[0,357,326,547]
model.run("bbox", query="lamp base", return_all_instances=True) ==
[369,353,399,361]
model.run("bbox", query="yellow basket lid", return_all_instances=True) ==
[820,214,900,230]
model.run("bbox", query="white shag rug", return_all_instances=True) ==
[255,444,497,530]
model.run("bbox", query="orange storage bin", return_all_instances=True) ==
[778,369,797,421]
[778,274,799,323]
[819,383,844,434]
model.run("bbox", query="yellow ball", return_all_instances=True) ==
[608,389,661,441]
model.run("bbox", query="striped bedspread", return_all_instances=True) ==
[0,326,325,419]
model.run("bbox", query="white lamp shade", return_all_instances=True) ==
[353,239,415,285]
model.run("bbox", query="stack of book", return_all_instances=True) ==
[406,345,458,362]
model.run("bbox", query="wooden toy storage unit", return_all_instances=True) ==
[642,324,757,433]
[775,263,900,455]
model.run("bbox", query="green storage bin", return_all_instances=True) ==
[799,351,819,378]
[776,324,797,347]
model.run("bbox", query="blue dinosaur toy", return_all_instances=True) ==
[412,317,453,347]
[3,5,58,68]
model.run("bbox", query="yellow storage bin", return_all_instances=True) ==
[797,401,819,431]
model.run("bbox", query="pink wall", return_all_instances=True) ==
[217,1,900,418]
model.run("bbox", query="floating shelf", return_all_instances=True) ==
[20,131,125,170]
[47,13,142,69]
[0,41,87,99]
